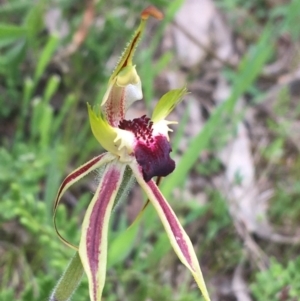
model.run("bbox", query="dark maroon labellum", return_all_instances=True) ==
[119,115,175,181]
[135,135,175,182]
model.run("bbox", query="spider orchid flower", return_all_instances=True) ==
[52,6,210,301]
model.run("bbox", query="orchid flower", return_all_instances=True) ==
[52,6,210,301]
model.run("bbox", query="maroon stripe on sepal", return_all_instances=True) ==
[85,166,122,300]
[147,180,193,268]
[54,154,106,210]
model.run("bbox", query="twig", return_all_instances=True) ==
[53,0,96,64]
[172,18,285,81]
[171,19,237,70]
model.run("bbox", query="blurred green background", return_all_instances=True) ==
[1,0,300,300]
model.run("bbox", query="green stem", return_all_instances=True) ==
[49,252,83,301]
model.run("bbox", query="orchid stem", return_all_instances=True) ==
[49,252,84,301]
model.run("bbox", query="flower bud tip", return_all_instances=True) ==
[141,6,164,21]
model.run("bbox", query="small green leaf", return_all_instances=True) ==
[25,3,44,44]
[52,94,77,134]
[44,75,61,104]
[0,1,32,14]
[0,24,26,39]
[34,35,59,84]
[0,39,27,67]
[23,77,34,105]
[38,104,53,150]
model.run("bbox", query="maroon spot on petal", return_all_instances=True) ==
[105,86,126,127]
[119,116,175,182]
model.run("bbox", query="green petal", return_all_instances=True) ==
[87,104,119,153]
[79,161,126,301]
[88,103,136,160]
[152,87,188,123]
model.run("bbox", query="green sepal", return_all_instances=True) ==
[108,18,147,85]
[87,103,118,153]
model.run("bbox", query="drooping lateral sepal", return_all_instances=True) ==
[130,161,211,301]
[53,153,115,250]
[79,161,126,301]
